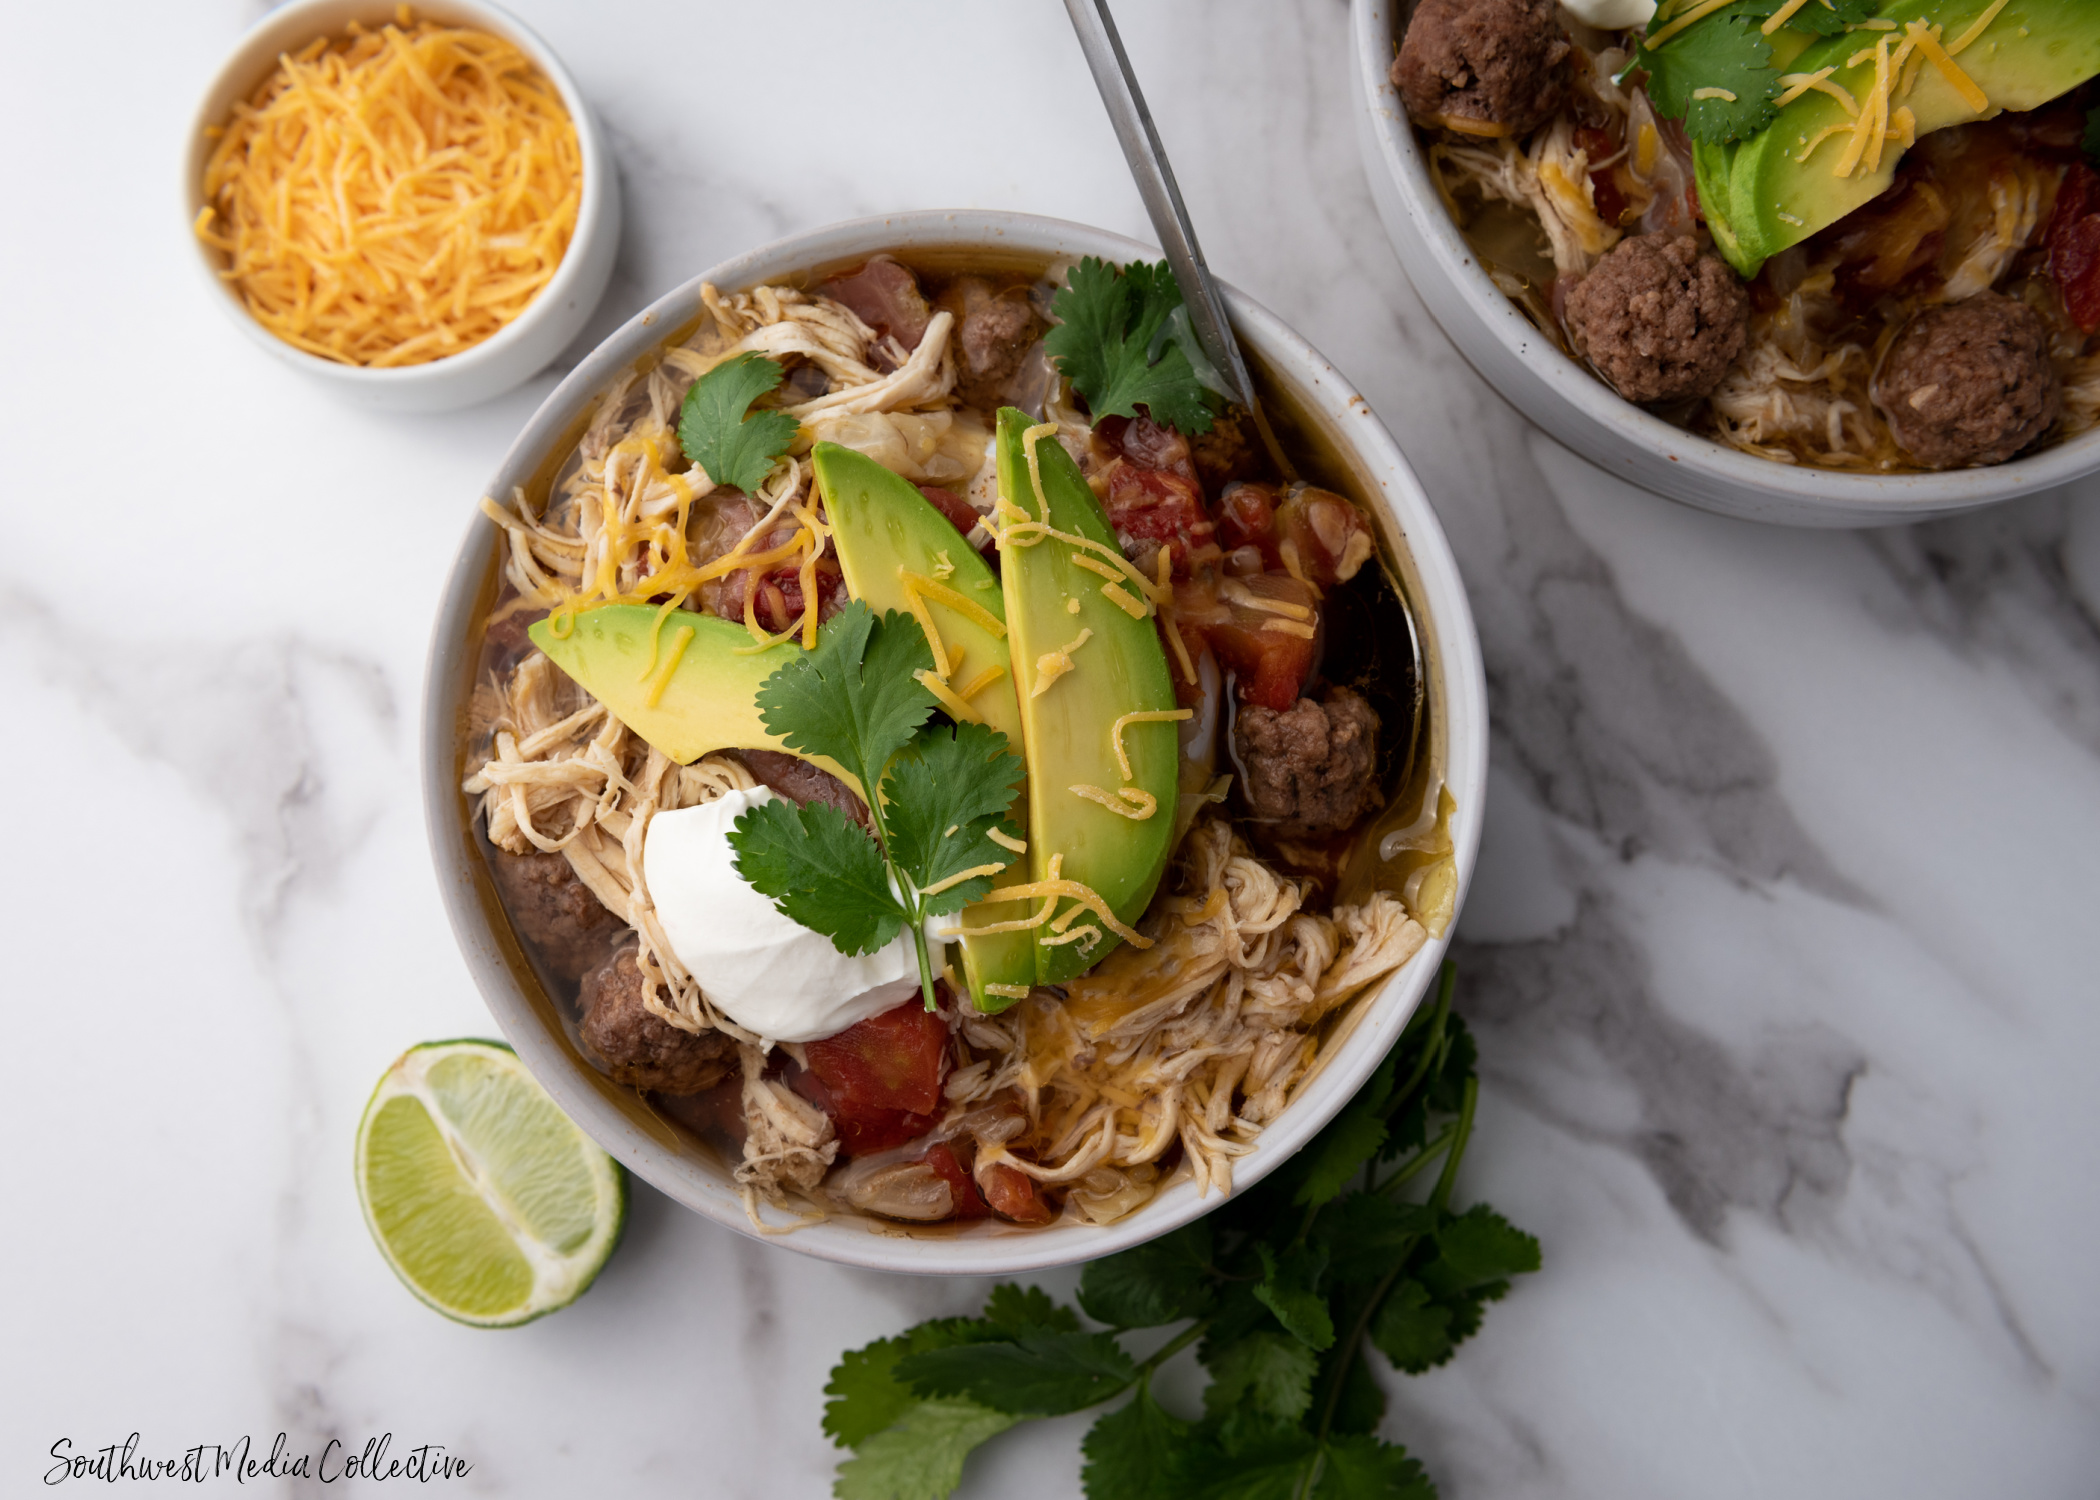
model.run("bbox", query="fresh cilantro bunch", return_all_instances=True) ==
[1046,257,1218,437]
[822,965,1542,1499]
[727,601,1024,1009]
[676,351,801,492]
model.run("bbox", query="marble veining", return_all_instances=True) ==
[4,0,2098,1496]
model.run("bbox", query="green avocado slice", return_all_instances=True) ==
[1703,0,2100,276]
[811,441,1038,1011]
[526,605,861,796]
[991,408,1179,987]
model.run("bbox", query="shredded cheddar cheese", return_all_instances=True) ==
[1761,0,1812,34]
[987,827,1028,855]
[1905,20,1989,112]
[1261,618,1319,640]
[1947,0,2009,56]
[642,624,694,709]
[955,664,1008,702]
[922,862,1010,897]
[1071,784,1160,821]
[196,11,580,368]
[1692,88,1740,103]
[917,668,985,724]
[1030,627,1094,699]
[1647,0,1738,48]
[1110,709,1195,781]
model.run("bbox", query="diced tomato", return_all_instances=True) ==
[1216,481,1279,562]
[806,997,950,1115]
[919,1142,993,1219]
[1106,463,1216,577]
[822,257,931,353]
[1174,571,1319,712]
[979,1162,1056,1224]
[789,1067,936,1156]
[1576,125,1631,227]
[1274,486,1375,588]
[1097,413,1196,479]
[2047,162,2100,333]
[916,484,985,541]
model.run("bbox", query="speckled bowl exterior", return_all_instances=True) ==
[422,211,1488,1273]
[185,0,620,413]
[1351,0,2100,528]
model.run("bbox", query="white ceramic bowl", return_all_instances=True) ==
[421,211,1488,1273]
[185,0,619,413]
[1350,0,2100,529]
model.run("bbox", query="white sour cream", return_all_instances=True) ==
[1561,0,1656,29]
[644,787,923,1044]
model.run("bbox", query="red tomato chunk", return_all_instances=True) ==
[920,1141,993,1219]
[794,998,950,1156]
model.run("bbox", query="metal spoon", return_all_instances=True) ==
[1063,0,1427,825]
[1061,0,1297,480]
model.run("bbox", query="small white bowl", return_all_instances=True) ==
[1350,0,2100,529]
[185,0,620,413]
[420,210,1490,1274]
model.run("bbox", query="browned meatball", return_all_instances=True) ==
[1234,688,1381,838]
[939,278,1044,410]
[1565,234,1749,404]
[1873,293,2062,469]
[1393,0,1568,137]
[489,849,620,982]
[735,749,871,830]
[580,945,737,1095]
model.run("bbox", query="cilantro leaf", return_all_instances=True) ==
[1315,1196,1437,1286]
[898,1332,1138,1417]
[1291,1084,1391,1207]
[1080,1221,1218,1329]
[1201,1332,1318,1425]
[1314,1436,1436,1500]
[1638,3,1779,146]
[1420,1205,1542,1298]
[982,1283,1082,1337]
[729,796,905,956]
[1253,1243,1335,1352]
[1169,1417,1321,1500]
[1046,256,1216,436]
[1081,1384,1193,1500]
[881,721,1025,915]
[1367,1282,1455,1375]
[833,1398,1019,1500]
[676,352,800,493]
[825,1318,1007,1449]
[756,602,936,797]
[1320,1345,1388,1437]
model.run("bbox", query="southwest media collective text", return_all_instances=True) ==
[46,1432,470,1485]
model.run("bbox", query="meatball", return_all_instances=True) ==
[735,749,872,830]
[489,849,620,982]
[1564,233,1749,404]
[1392,0,1569,138]
[1234,687,1381,838]
[939,278,1044,410]
[1873,292,2062,469]
[580,945,737,1095]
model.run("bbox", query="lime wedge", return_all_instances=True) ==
[355,1039,626,1328]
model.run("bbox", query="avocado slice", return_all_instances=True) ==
[991,407,1179,987]
[526,605,860,794]
[811,441,1038,1010]
[1706,0,2100,276]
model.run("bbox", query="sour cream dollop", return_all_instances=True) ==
[644,787,921,1043]
[1561,0,1656,29]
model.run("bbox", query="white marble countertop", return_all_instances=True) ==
[6,1,2099,1494]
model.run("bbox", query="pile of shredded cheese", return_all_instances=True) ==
[196,6,580,367]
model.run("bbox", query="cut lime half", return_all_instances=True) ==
[355,1039,626,1328]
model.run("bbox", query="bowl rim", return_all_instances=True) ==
[421,208,1490,1273]
[183,0,612,390]
[1348,0,2100,516]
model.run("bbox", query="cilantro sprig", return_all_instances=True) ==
[726,601,1023,1009]
[676,351,800,492]
[1046,257,1218,437]
[1636,1,1780,146]
[821,965,1542,1498]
